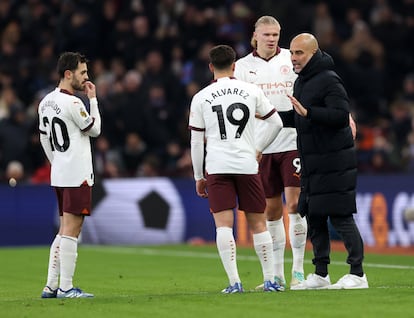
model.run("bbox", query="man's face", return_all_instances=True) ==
[70,62,89,91]
[254,23,280,56]
[290,39,315,74]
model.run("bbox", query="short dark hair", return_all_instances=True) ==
[57,52,88,78]
[209,45,236,70]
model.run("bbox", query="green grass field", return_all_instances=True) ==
[1,244,413,318]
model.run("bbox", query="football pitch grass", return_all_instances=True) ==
[1,244,413,318]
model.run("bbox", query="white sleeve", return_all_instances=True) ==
[84,97,101,137]
[40,133,54,163]
[256,111,283,152]
[190,130,205,181]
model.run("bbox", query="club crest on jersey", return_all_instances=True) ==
[280,65,291,75]
[80,109,87,117]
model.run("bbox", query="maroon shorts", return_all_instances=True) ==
[259,150,301,198]
[54,183,92,216]
[206,173,266,213]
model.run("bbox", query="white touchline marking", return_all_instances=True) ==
[84,246,414,270]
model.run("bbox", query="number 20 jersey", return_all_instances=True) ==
[38,88,95,187]
[189,77,276,175]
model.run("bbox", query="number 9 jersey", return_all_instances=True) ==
[38,88,101,187]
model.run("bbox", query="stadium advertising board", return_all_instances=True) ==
[0,176,413,247]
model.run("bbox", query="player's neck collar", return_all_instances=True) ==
[253,47,281,61]
[59,88,73,95]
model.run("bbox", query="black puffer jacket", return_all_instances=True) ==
[293,50,357,217]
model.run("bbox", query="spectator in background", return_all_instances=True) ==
[4,160,25,184]
[0,103,30,173]
[121,132,148,177]
[340,20,386,124]
[0,1,412,178]
[94,135,123,179]
[181,41,215,87]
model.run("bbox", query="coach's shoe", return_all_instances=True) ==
[221,282,243,294]
[255,275,286,291]
[291,273,331,290]
[328,274,369,289]
[290,271,305,290]
[263,280,284,292]
[57,287,94,298]
[41,286,57,298]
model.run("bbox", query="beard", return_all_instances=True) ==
[71,78,85,91]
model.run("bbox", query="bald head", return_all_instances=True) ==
[290,33,319,73]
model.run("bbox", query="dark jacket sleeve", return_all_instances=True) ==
[278,110,295,128]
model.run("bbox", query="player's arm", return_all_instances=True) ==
[190,128,208,198]
[256,110,283,152]
[255,88,283,152]
[190,129,205,181]
[83,81,101,137]
[39,131,54,163]
[84,97,101,137]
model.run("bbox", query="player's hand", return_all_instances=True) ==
[84,81,96,99]
[256,150,263,163]
[196,179,208,198]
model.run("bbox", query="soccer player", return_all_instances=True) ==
[234,16,308,290]
[39,52,101,298]
[189,44,284,293]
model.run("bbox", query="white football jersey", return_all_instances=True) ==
[235,48,298,154]
[189,77,276,174]
[38,88,95,186]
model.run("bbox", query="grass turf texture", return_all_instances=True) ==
[1,244,413,318]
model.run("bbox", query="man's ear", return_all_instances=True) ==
[208,63,214,74]
[64,69,72,80]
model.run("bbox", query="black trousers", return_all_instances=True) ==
[307,214,364,276]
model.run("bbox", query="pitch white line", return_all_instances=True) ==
[84,246,414,270]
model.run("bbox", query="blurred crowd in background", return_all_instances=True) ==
[1,0,414,184]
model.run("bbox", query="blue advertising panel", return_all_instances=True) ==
[0,184,57,246]
[0,175,413,247]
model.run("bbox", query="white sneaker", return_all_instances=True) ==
[290,271,305,290]
[328,274,369,289]
[291,273,331,290]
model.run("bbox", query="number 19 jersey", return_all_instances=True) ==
[38,88,95,187]
[189,77,276,175]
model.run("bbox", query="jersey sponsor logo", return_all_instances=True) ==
[257,81,293,90]
[249,70,257,75]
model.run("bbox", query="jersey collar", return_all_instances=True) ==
[252,47,281,61]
